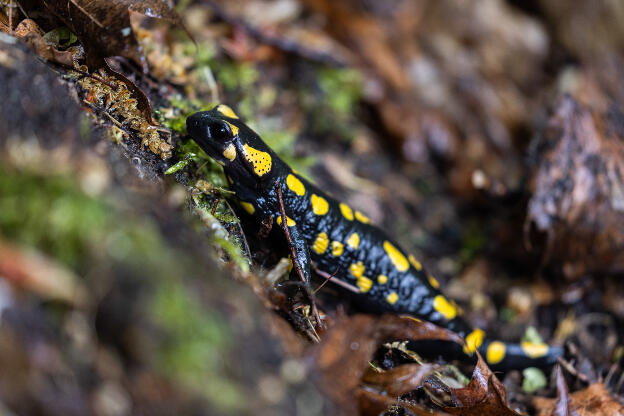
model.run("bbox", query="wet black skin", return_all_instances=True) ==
[186,107,562,369]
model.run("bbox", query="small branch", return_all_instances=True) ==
[313,266,340,294]
[313,265,360,293]
[275,182,323,328]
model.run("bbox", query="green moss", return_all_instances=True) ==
[318,67,362,116]
[459,220,486,264]
[301,67,363,141]
[216,61,259,92]
[43,26,78,48]
[151,282,243,412]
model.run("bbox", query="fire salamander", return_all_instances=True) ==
[186,105,563,369]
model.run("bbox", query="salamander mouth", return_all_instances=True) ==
[186,112,226,159]
[186,112,209,141]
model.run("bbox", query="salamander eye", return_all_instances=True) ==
[207,120,233,143]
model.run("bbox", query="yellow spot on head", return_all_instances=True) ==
[428,275,440,289]
[463,328,485,354]
[216,104,239,119]
[242,144,272,176]
[310,194,329,216]
[222,143,236,161]
[286,174,305,196]
[347,233,360,250]
[240,201,255,214]
[377,274,388,284]
[355,210,371,223]
[276,215,296,227]
[408,255,422,271]
[487,341,506,365]
[339,203,354,220]
[312,232,329,254]
[383,241,409,272]
[521,342,549,358]
[225,121,239,136]
[433,295,457,320]
[331,241,343,256]
[386,292,399,304]
[356,276,373,292]
[349,261,365,278]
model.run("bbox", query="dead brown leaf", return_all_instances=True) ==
[426,354,523,416]
[533,367,624,416]
[310,314,463,415]
[13,18,76,66]
[358,389,453,416]
[363,363,436,398]
[0,239,87,305]
[17,0,184,70]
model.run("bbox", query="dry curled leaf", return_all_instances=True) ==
[13,18,76,66]
[425,354,522,416]
[533,367,624,416]
[310,314,463,415]
[17,0,184,70]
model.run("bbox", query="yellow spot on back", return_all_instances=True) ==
[433,295,457,320]
[383,241,409,272]
[356,276,373,292]
[349,261,365,278]
[347,233,360,249]
[428,275,440,289]
[487,341,506,365]
[310,194,329,216]
[377,274,388,284]
[331,241,343,256]
[276,215,296,227]
[355,210,371,223]
[240,201,255,214]
[521,342,549,358]
[216,104,239,119]
[349,262,371,292]
[463,328,485,354]
[222,143,236,161]
[242,144,272,176]
[339,203,354,220]
[408,255,422,271]
[286,174,305,196]
[386,292,399,304]
[312,232,329,254]
[225,121,239,136]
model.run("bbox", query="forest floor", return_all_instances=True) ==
[1,1,624,415]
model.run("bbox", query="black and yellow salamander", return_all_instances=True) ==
[186,104,563,370]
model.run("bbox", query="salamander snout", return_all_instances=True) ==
[186,112,207,139]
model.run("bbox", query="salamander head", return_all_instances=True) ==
[187,105,276,182]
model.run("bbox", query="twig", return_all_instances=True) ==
[557,356,591,384]
[314,266,360,293]
[275,182,323,328]
[313,266,340,294]
[69,0,104,28]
